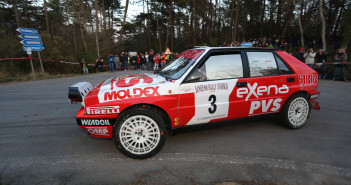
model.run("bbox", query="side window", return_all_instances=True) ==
[247,52,278,77]
[187,53,243,82]
[275,55,293,74]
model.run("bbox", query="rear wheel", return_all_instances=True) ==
[114,108,166,159]
[280,93,310,129]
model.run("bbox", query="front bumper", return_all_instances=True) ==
[76,107,117,138]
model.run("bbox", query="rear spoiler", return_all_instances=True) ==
[68,82,93,103]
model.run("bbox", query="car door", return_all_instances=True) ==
[178,50,244,126]
[231,50,296,118]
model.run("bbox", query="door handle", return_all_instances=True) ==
[287,77,295,82]
[237,81,247,87]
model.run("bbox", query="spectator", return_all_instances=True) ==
[95,56,104,72]
[314,49,327,79]
[160,52,167,68]
[294,48,305,62]
[148,50,155,71]
[81,58,88,74]
[304,48,316,68]
[333,48,348,81]
[114,54,120,70]
[107,53,115,72]
[123,53,128,71]
[140,53,146,70]
[145,52,149,70]
[154,53,160,71]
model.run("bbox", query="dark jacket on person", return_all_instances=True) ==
[315,52,327,63]
[148,54,154,64]
[294,52,305,62]
[95,60,104,72]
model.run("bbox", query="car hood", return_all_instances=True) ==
[84,73,169,106]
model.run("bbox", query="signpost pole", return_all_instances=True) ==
[29,55,35,76]
[37,51,44,73]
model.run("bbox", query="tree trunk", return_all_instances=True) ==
[117,0,129,53]
[73,24,77,51]
[233,0,240,41]
[230,0,235,41]
[319,0,327,51]
[72,0,88,52]
[13,0,21,27]
[146,0,151,50]
[103,0,106,33]
[341,7,351,50]
[153,1,162,52]
[95,0,100,56]
[193,0,196,46]
[209,0,213,44]
[260,0,266,38]
[281,2,294,39]
[165,1,171,48]
[170,0,174,51]
[43,0,50,35]
[293,0,304,49]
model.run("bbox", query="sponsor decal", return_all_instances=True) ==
[180,86,194,93]
[86,127,109,136]
[104,86,160,101]
[111,74,154,90]
[195,83,228,93]
[237,82,289,101]
[298,74,318,87]
[86,106,120,115]
[81,119,111,126]
[249,98,283,115]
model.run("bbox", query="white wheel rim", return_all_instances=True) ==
[119,115,161,155]
[288,97,309,126]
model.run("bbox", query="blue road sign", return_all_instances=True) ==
[19,34,41,40]
[23,45,44,52]
[16,27,38,34]
[241,42,253,47]
[21,40,43,46]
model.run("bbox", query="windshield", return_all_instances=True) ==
[158,49,204,80]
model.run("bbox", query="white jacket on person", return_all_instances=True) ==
[304,52,316,64]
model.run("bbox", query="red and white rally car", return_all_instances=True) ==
[69,47,320,159]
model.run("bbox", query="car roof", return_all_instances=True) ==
[193,46,277,52]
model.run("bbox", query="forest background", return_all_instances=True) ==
[0,0,350,79]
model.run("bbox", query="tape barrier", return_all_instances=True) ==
[323,62,351,65]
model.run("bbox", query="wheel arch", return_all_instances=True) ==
[116,103,172,130]
[281,90,310,111]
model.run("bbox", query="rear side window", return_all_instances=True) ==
[275,55,293,74]
[247,52,278,77]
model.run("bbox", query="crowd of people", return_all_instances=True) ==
[219,36,289,49]
[80,49,179,74]
[293,48,348,81]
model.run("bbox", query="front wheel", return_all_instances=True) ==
[280,93,311,129]
[114,108,166,159]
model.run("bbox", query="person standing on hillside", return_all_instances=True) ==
[148,50,155,71]
[304,48,316,68]
[107,53,115,72]
[333,48,348,81]
[81,58,89,74]
[114,54,120,70]
[95,56,104,72]
[160,52,167,68]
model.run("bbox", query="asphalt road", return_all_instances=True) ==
[0,71,350,185]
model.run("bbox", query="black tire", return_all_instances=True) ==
[280,93,311,129]
[114,107,166,159]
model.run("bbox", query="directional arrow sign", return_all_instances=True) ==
[23,45,44,52]
[16,27,38,34]
[19,34,41,40]
[21,40,43,46]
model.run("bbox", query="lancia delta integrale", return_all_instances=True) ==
[68,47,320,159]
